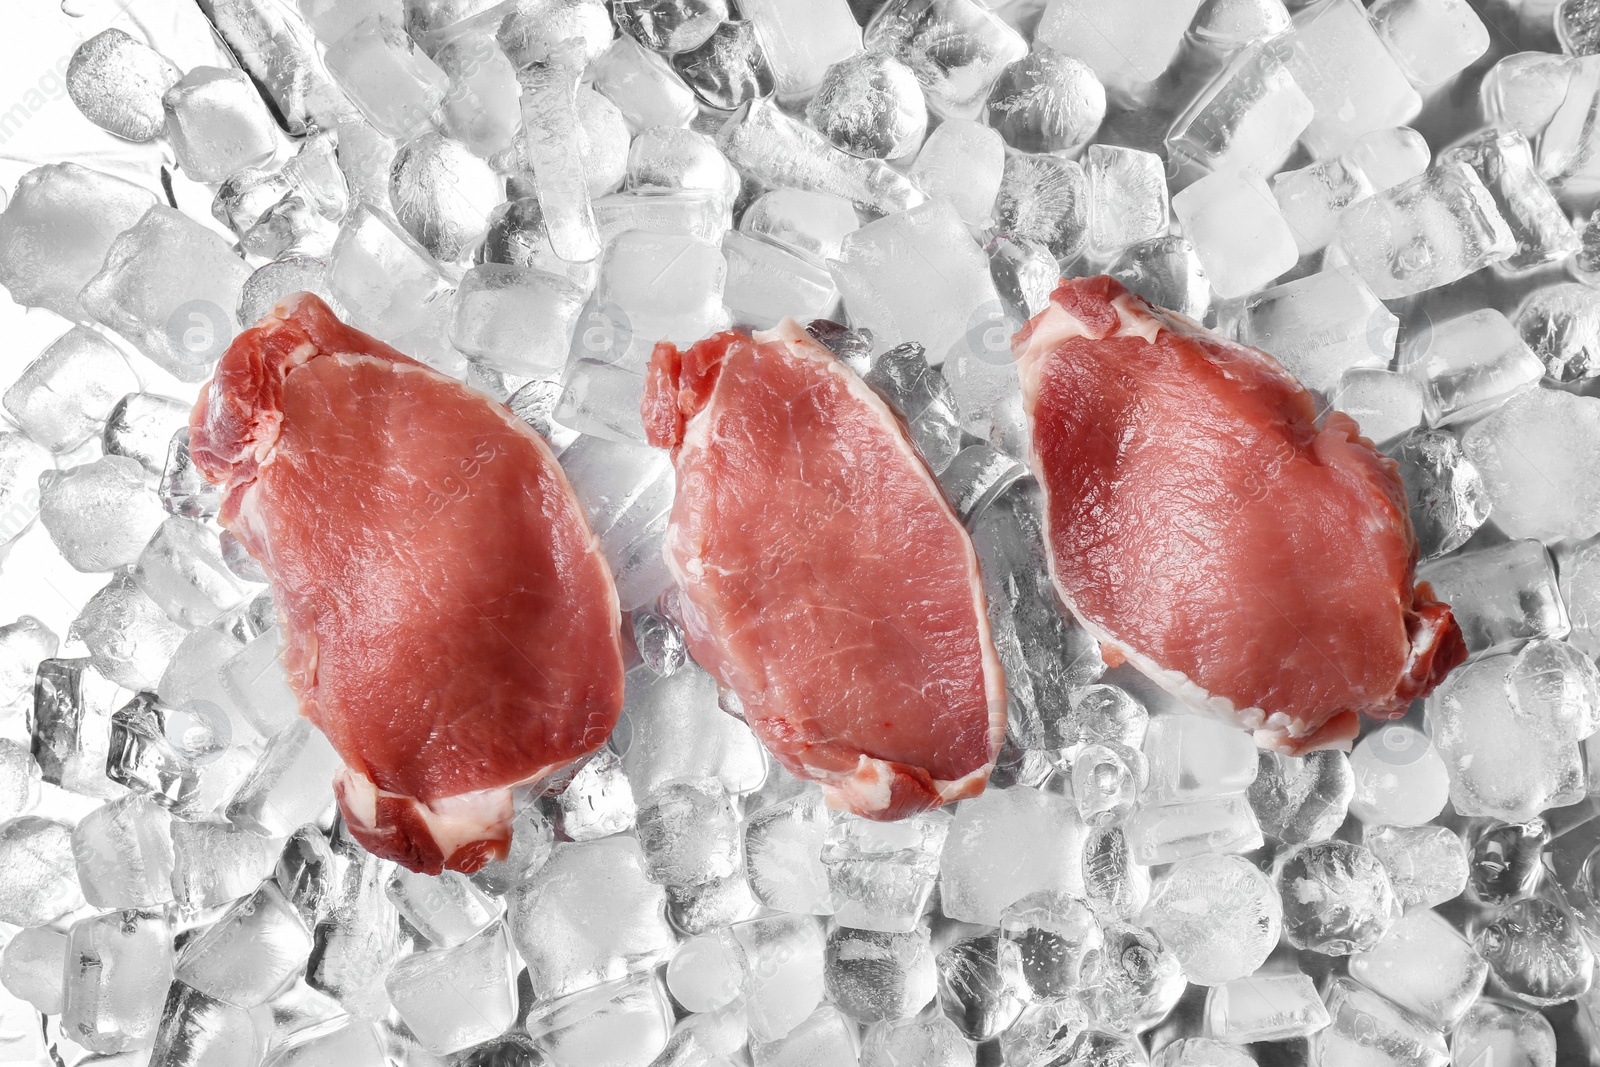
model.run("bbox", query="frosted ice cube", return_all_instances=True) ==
[1350,724,1452,827]
[104,392,192,476]
[1442,130,1578,275]
[1036,0,1204,96]
[591,35,699,133]
[134,518,255,628]
[170,818,283,910]
[509,836,676,1001]
[939,786,1085,925]
[1141,715,1258,805]
[1272,156,1374,256]
[0,817,84,925]
[1085,145,1168,259]
[1517,282,1600,382]
[731,913,827,1041]
[1124,793,1262,866]
[1365,824,1468,911]
[985,47,1104,155]
[999,891,1101,999]
[824,924,936,1022]
[1451,1002,1557,1067]
[386,922,518,1055]
[721,231,840,329]
[1,925,67,1015]
[1474,895,1593,1006]
[1204,973,1330,1042]
[1347,126,1432,192]
[164,66,282,183]
[262,1016,387,1066]
[1189,0,1292,49]
[1332,369,1423,447]
[1419,539,1568,656]
[1172,170,1297,300]
[176,880,312,1008]
[1275,839,1400,955]
[806,53,926,164]
[1165,41,1313,179]
[1141,853,1280,985]
[548,745,636,841]
[1427,652,1586,821]
[225,720,340,837]
[718,98,925,216]
[221,627,301,739]
[1239,267,1394,395]
[670,20,777,111]
[0,740,37,822]
[1392,429,1490,560]
[327,204,452,357]
[935,932,1029,1041]
[743,787,834,914]
[861,1016,973,1067]
[3,329,134,454]
[866,0,1027,117]
[1317,976,1447,1067]
[1285,0,1422,156]
[1248,749,1353,845]
[1482,52,1579,141]
[1402,309,1542,430]
[67,28,182,142]
[739,189,858,264]
[61,909,173,1054]
[324,16,449,139]
[1156,1037,1255,1067]
[752,1005,858,1067]
[386,865,500,949]
[496,0,613,70]
[1346,908,1485,1030]
[71,575,187,691]
[994,153,1089,264]
[450,264,587,376]
[743,0,861,99]
[1082,824,1151,920]
[626,125,739,208]
[822,809,948,932]
[1109,236,1211,321]
[81,206,252,382]
[1368,0,1490,88]
[666,931,743,1013]
[71,794,174,910]
[150,983,260,1067]
[389,131,503,263]
[525,970,674,1067]
[613,665,765,797]
[1538,55,1600,198]
[1334,161,1516,300]
[0,163,158,322]
[636,777,740,888]
[909,118,1005,230]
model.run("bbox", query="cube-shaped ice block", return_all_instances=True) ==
[1368,0,1489,89]
[1038,0,1206,97]
[1165,41,1313,179]
[1286,0,1422,157]
[1172,170,1297,300]
[1239,268,1393,396]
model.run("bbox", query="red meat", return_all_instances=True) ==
[191,293,625,873]
[643,320,1005,818]
[1016,276,1465,754]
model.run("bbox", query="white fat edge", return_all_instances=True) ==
[336,764,521,859]
[759,319,1009,768]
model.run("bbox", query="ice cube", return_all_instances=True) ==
[1368,0,1489,88]
[935,932,1029,1040]
[822,809,948,932]
[71,794,174,909]
[824,925,937,1022]
[631,609,685,681]
[1271,156,1374,256]
[1539,56,1600,199]
[1402,310,1543,430]
[995,153,1089,263]
[614,0,726,51]
[1391,429,1491,560]
[1473,895,1594,1006]
[720,231,840,329]
[752,1005,857,1067]
[30,656,123,800]
[1140,853,1280,985]
[1071,742,1145,827]
[1082,825,1151,920]
[213,131,349,238]
[1317,976,1447,1067]
[1442,131,1577,276]
[225,720,340,837]
[514,50,607,263]
[1517,282,1600,383]
[71,575,187,691]
[1507,637,1600,744]
[1248,749,1352,845]
[938,443,1026,523]
[164,67,282,183]
[8,330,132,453]
[626,125,740,208]
[469,800,554,897]
[804,54,924,165]
[1419,539,1568,656]
[718,98,925,216]
[1084,919,1185,1032]
[867,0,1027,117]
[1084,145,1167,260]
[1451,1002,1557,1067]
[741,0,861,100]
[108,694,203,810]
[668,871,757,936]
[999,891,1101,999]
[909,118,1005,230]
[1036,0,1203,97]
[729,913,827,1041]
[1468,820,1547,907]
[133,518,253,629]
[1141,715,1258,805]
[0,163,159,322]
[1365,824,1467,911]
[1238,268,1395,396]
[324,16,449,139]
[861,1015,974,1067]
[0,434,49,551]
[388,132,504,263]
[220,627,301,739]
[1482,52,1579,141]
[560,435,676,609]
[150,983,260,1067]
[1349,723,1452,827]
[1427,652,1586,821]
[939,786,1085,925]
[743,787,835,915]
[496,0,613,70]
[1124,793,1263,865]
[1155,1037,1255,1067]
[387,866,500,949]
[1334,161,1516,300]
[548,745,636,841]
[66,28,182,142]
[1466,389,1600,539]
[1172,170,1297,300]
[327,204,453,357]
[740,189,859,264]
[1203,973,1330,1042]
[636,777,740,887]
[0,740,37,822]
[176,880,312,1008]
[1189,0,1291,49]
[509,836,675,1001]
[1165,41,1313,179]
[385,922,518,1054]
[261,1016,388,1066]
[171,818,282,911]
[591,35,698,133]
[1108,236,1211,322]
[1347,126,1432,192]
[450,264,587,376]
[670,20,776,110]
[61,909,173,1054]
[985,47,1104,155]
[240,256,336,325]
[0,817,84,925]
[613,665,765,797]
[104,392,192,476]
[1285,0,1422,156]
[1275,839,1400,955]
[666,931,743,1013]
[1332,369,1423,447]
[0,925,67,1014]
[81,206,252,382]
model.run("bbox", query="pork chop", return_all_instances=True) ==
[1016,276,1465,754]
[642,319,1005,818]
[191,293,625,873]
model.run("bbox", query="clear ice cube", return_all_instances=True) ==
[4,327,140,454]
[720,231,840,329]
[1171,170,1297,300]
[994,153,1089,264]
[71,794,174,910]
[1418,538,1568,656]
[590,35,699,133]
[1441,130,1577,275]
[1239,267,1395,397]
[744,787,835,915]
[1285,0,1422,156]
[70,574,187,691]
[176,880,313,1008]
[1517,281,1600,383]
[823,924,936,1022]
[225,719,340,836]
[61,909,173,1054]
[163,66,283,183]
[1482,52,1579,141]
[170,818,283,910]
[940,787,1084,925]
[1165,41,1313,179]
[1036,0,1204,97]
[104,392,192,476]
[1085,145,1168,259]
[935,932,1029,1041]
[743,0,861,99]
[1473,895,1593,1006]
[1348,908,1487,1028]
[1317,976,1448,1067]
[1365,823,1468,911]
[1203,973,1330,1042]
[1403,308,1543,428]
[670,20,776,111]
[1391,429,1491,560]
[985,47,1104,155]
[324,16,450,139]
[866,0,1028,117]
[1271,155,1374,256]
[1275,839,1400,955]
[1367,0,1490,88]
[1248,749,1353,845]
[822,809,948,932]
[1332,368,1424,447]
[387,922,519,1054]
[451,263,588,376]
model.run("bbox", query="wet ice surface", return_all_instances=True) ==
[0,1,1599,1066]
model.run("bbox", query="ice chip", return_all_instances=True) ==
[1347,126,1431,192]
[150,982,260,1067]
[1317,976,1447,1067]
[1082,920,1185,1032]
[226,719,341,836]
[866,0,1028,118]
[740,189,859,263]
[1141,714,1258,805]
[548,744,637,841]
[39,454,169,572]
[30,656,123,800]
[1108,236,1211,322]
[614,664,765,797]
[1082,825,1151,920]
[806,53,925,163]
[104,392,192,476]
[1172,170,1297,300]
[861,1015,973,1067]
[170,818,282,910]
[1404,309,1542,428]
[164,66,283,182]
[636,777,740,887]
[67,29,182,142]
[452,263,588,376]
[1451,1002,1557,1067]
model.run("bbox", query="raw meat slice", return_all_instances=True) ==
[642,319,1005,819]
[191,293,625,873]
[1016,276,1465,754]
